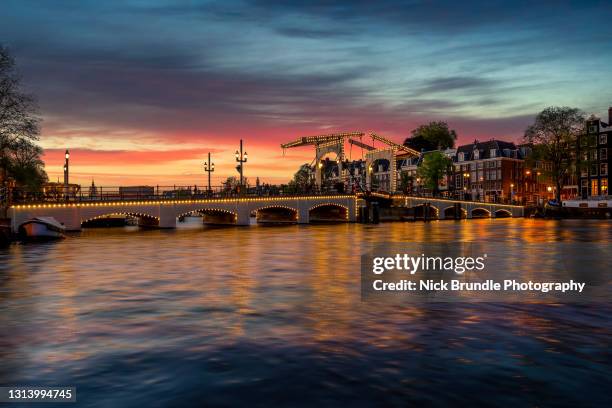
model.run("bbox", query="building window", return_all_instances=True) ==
[490,149,496,158]
[458,152,464,162]
[588,124,597,134]
[599,134,607,145]
[601,148,608,161]
[473,150,479,160]
[601,163,608,176]
[590,149,597,161]
[601,179,608,195]
[591,164,598,176]
[581,168,588,177]
[591,179,599,196]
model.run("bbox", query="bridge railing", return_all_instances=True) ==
[8,184,353,204]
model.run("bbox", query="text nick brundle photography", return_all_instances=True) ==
[0,1,611,407]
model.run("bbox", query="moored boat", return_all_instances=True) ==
[19,217,66,240]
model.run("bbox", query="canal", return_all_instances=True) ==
[0,219,610,406]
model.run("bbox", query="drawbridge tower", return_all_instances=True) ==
[281,132,418,192]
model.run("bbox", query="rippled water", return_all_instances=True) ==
[0,219,610,407]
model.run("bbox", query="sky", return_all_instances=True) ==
[1,0,611,186]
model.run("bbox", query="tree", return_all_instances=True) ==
[417,151,452,196]
[524,106,584,203]
[287,163,314,193]
[399,171,413,193]
[404,121,457,151]
[0,45,44,188]
[8,138,47,190]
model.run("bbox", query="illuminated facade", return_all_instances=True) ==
[577,111,611,198]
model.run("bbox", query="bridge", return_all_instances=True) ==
[400,196,524,219]
[8,193,525,233]
[8,195,357,232]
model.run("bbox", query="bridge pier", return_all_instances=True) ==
[236,208,251,226]
[158,207,177,228]
[298,205,310,224]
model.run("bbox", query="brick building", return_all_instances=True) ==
[576,109,611,198]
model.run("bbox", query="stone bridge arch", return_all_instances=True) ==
[177,207,238,225]
[494,209,512,218]
[471,207,492,218]
[81,211,160,228]
[443,205,467,219]
[308,202,349,222]
[253,204,299,224]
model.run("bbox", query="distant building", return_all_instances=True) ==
[576,109,611,198]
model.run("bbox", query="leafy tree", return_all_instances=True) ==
[404,121,457,151]
[287,163,314,193]
[399,172,413,193]
[223,176,248,191]
[417,151,452,196]
[0,45,45,188]
[524,106,584,203]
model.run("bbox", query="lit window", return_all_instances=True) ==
[599,134,607,145]
[591,179,599,195]
[601,179,608,195]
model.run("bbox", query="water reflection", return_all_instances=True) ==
[0,219,610,406]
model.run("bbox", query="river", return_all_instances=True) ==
[0,219,610,407]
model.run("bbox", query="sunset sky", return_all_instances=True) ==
[1,1,611,186]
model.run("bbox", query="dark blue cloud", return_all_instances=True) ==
[0,0,610,142]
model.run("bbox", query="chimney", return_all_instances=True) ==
[608,106,612,125]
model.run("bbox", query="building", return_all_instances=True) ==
[576,109,611,198]
[451,140,556,205]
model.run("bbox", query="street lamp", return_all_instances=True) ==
[204,152,215,194]
[235,139,247,191]
[64,149,70,200]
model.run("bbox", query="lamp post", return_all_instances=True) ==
[463,172,470,200]
[64,149,70,200]
[235,139,247,191]
[204,152,214,195]
[510,183,514,204]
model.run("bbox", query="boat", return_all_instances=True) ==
[19,217,66,240]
